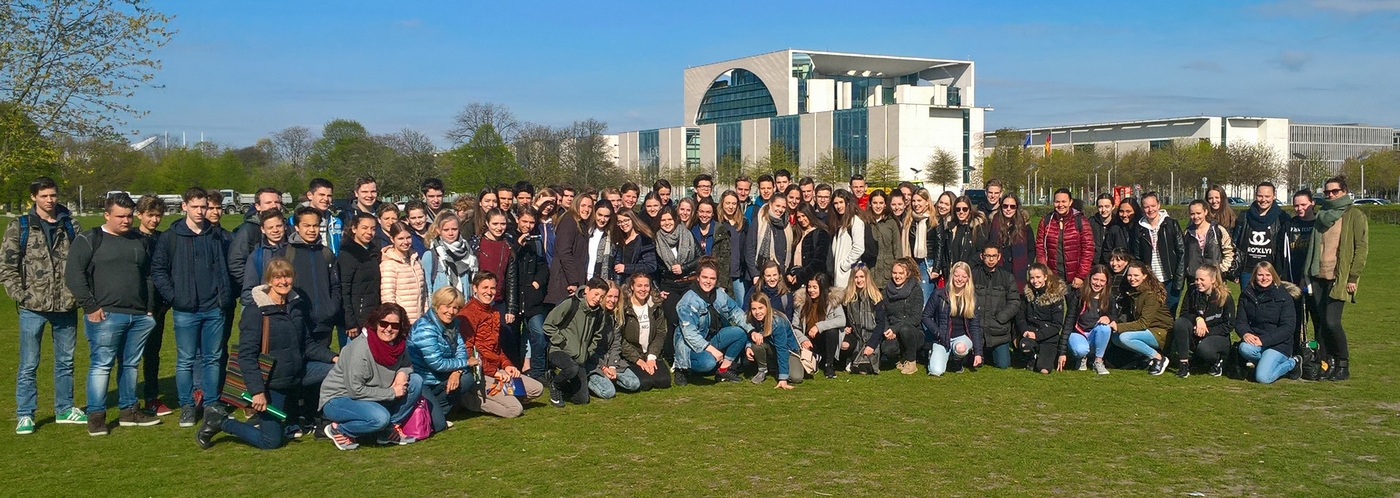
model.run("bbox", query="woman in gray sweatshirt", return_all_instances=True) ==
[319,302,423,450]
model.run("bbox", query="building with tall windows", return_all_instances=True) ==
[615,49,985,185]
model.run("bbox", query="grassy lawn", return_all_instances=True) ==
[1,215,1397,496]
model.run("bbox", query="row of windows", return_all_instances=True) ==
[1290,125,1392,146]
[834,108,869,171]
[771,115,800,164]
[639,129,660,175]
[697,69,778,125]
[716,121,742,166]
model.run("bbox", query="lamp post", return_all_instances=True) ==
[1357,152,1372,198]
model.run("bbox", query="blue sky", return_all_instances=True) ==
[126,0,1400,147]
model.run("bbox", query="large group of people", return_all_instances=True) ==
[3,169,1368,450]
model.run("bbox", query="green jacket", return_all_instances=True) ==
[1118,286,1172,346]
[0,207,79,312]
[1305,206,1368,302]
[544,290,609,365]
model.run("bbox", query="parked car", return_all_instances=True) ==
[1355,198,1391,205]
[1228,197,1249,206]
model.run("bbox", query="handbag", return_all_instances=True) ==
[799,349,818,375]
[220,316,284,420]
[400,397,434,440]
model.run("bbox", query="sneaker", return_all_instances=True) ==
[899,361,917,375]
[445,420,454,430]
[716,370,742,383]
[751,368,767,385]
[673,369,689,387]
[1093,360,1111,376]
[376,424,417,446]
[548,386,565,408]
[1148,357,1168,376]
[195,405,226,450]
[87,412,108,436]
[178,406,198,428]
[285,423,304,440]
[951,361,965,374]
[15,416,34,435]
[1175,362,1190,379]
[1077,356,1088,371]
[119,407,162,427]
[55,407,87,424]
[1288,355,1304,381]
[1209,359,1224,377]
[145,399,173,417]
[323,423,359,451]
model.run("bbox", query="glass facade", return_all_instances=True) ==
[962,109,971,183]
[716,121,742,166]
[639,129,660,175]
[771,115,800,164]
[1290,124,1393,167]
[793,53,813,115]
[947,87,962,106]
[834,108,869,171]
[685,128,700,169]
[697,69,777,125]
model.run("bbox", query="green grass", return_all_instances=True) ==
[1,217,1398,496]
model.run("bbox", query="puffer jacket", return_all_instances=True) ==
[1132,213,1186,284]
[921,286,984,352]
[1036,208,1096,283]
[1180,288,1235,339]
[793,291,847,345]
[510,232,551,318]
[1018,281,1068,355]
[1236,281,1300,355]
[407,310,470,387]
[972,263,1020,349]
[1183,222,1235,279]
[882,278,925,337]
[0,206,79,312]
[337,239,380,330]
[545,288,610,365]
[379,245,426,322]
[619,297,668,364]
[237,285,336,395]
[612,233,658,283]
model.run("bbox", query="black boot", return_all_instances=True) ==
[1327,359,1349,381]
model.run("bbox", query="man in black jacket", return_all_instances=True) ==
[972,245,1021,369]
[1233,182,1288,286]
[227,187,285,286]
[1132,192,1185,314]
[510,206,552,381]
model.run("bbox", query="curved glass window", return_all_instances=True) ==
[697,69,777,125]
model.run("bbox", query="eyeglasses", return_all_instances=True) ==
[1324,188,1343,195]
[377,320,401,330]
[955,207,970,213]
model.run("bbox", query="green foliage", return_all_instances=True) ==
[924,147,959,190]
[751,141,799,179]
[809,149,848,186]
[0,103,59,208]
[981,128,1031,192]
[864,156,900,187]
[1340,150,1400,199]
[444,123,520,194]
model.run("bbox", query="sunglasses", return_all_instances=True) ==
[1002,204,1018,210]
[955,207,970,212]
[1324,188,1343,195]
[377,320,401,330]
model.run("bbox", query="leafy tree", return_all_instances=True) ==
[864,156,900,188]
[444,122,519,194]
[925,148,959,192]
[809,150,848,186]
[982,128,1031,193]
[1287,154,1331,194]
[0,103,59,208]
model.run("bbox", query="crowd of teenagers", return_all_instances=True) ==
[4,169,1367,450]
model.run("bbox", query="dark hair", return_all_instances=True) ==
[696,258,719,277]
[1293,189,1313,200]
[985,179,1002,189]
[420,178,444,195]
[585,277,610,291]
[255,186,282,202]
[816,183,833,195]
[182,187,209,203]
[1096,193,1114,203]
[1081,264,1113,312]
[1256,181,1275,193]
[360,302,408,332]
[514,205,540,222]
[308,178,333,193]
[207,190,223,204]
[981,242,1001,254]
[692,174,713,188]
[136,194,166,215]
[774,169,792,181]
[258,208,286,225]
[652,179,672,193]
[351,212,377,228]
[1141,191,1160,204]
[1108,247,1134,263]
[734,175,751,185]
[471,270,498,286]
[386,221,413,239]
[376,203,400,217]
[403,199,429,216]
[757,174,774,185]
[1053,188,1072,199]
[29,177,58,196]
[514,180,534,196]
[293,205,322,224]
[104,193,135,212]
[1325,176,1348,192]
[794,204,829,234]
[801,272,832,327]
[1188,199,1208,213]
[354,176,377,191]
[620,182,640,196]
[849,174,864,182]
[798,176,815,187]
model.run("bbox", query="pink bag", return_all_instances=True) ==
[400,397,434,440]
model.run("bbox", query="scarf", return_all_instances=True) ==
[756,211,790,267]
[655,226,698,272]
[884,278,914,302]
[366,326,406,368]
[432,237,475,289]
[688,280,717,305]
[1306,194,1353,277]
[848,293,876,332]
[904,214,929,259]
[1246,204,1282,231]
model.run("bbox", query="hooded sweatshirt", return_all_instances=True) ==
[150,218,233,313]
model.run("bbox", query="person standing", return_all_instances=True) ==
[850,175,869,210]
[977,179,1004,215]
[300,178,343,257]
[287,207,342,347]
[1284,189,1316,377]
[228,188,285,287]
[3,177,84,434]
[1304,177,1367,381]
[421,178,448,222]
[338,213,382,336]
[1232,182,1288,285]
[1132,192,1185,313]
[151,187,235,428]
[1036,188,1096,305]
[134,195,174,416]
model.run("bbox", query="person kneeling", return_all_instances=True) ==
[673,262,753,384]
[544,278,614,407]
[318,303,422,450]
[746,293,801,388]
[590,282,643,398]
[924,261,985,375]
[1170,265,1235,378]
[618,274,671,391]
[1235,262,1303,384]
[408,287,472,433]
[1016,263,1066,374]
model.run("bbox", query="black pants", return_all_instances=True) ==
[626,360,672,391]
[142,305,170,402]
[751,341,804,383]
[1019,335,1059,372]
[1171,317,1231,363]
[881,326,924,363]
[656,279,690,363]
[1309,279,1348,361]
[547,351,590,405]
[815,328,841,374]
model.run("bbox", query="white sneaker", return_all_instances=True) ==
[1093,360,1111,375]
[1077,356,1088,371]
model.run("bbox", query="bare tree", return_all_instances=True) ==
[269,125,316,171]
[445,102,520,145]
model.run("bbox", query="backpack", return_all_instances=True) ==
[16,215,76,291]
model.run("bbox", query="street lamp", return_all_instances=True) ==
[1357,152,1372,197]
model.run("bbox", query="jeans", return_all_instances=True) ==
[173,309,227,408]
[1112,330,1160,359]
[984,343,1011,369]
[1068,324,1113,360]
[321,373,423,438]
[16,309,78,417]
[917,259,936,309]
[422,380,468,433]
[587,368,641,399]
[1239,343,1297,384]
[524,312,549,379]
[1164,280,1181,315]
[218,360,331,450]
[680,326,749,374]
[731,279,746,306]
[928,336,973,376]
[141,305,169,401]
[85,312,156,413]
[548,351,592,405]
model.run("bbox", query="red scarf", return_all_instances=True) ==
[366,327,405,368]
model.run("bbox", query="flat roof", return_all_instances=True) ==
[1009,116,1283,131]
[685,49,971,72]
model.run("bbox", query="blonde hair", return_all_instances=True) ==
[1197,264,1230,307]
[947,261,977,319]
[841,264,883,305]
[425,213,462,244]
[430,286,466,309]
[263,258,295,284]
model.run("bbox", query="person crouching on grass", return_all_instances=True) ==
[318,302,423,450]
[745,292,799,389]
[1016,263,1066,375]
[1235,262,1304,384]
[1110,261,1173,376]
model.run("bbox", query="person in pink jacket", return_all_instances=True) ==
[380,222,426,322]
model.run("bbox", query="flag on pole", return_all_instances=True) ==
[1044,133,1052,155]
[1021,131,1032,149]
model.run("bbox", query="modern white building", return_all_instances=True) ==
[616,49,985,184]
[1288,123,1394,169]
[983,116,1292,160]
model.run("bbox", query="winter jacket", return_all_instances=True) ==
[1236,281,1301,355]
[545,215,588,304]
[1,206,79,312]
[1179,289,1235,339]
[240,237,288,293]
[511,233,551,318]
[613,233,658,282]
[793,291,847,346]
[714,220,746,287]
[1017,282,1067,355]
[882,279,925,338]
[972,263,1020,349]
[943,218,989,273]
[379,246,426,322]
[150,218,233,313]
[1232,204,1288,279]
[337,240,380,330]
[1099,221,1135,265]
[1090,213,1112,262]
[319,334,413,410]
[989,221,1034,290]
[744,209,794,280]
[869,216,900,287]
[619,298,668,364]
[239,286,336,396]
[1118,285,1172,346]
[407,310,470,387]
[287,241,342,336]
[228,207,283,285]
[792,227,831,286]
[1183,222,1236,279]
[459,297,512,376]
[827,216,866,288]
[921,286,984,352]
[1304,204,1368,301]
[545,289,610,365]
[1036,209,1096,284]
[1132,213,1186,284]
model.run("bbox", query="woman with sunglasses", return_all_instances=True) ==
[944,195,989,277]
[827,189,867,289]
[1100,198,1141,265]
[407,286,471,434]
[990,193,1034,290]
[867,190,899,287]
[319,302,423,450]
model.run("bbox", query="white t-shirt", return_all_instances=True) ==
[633,302,655,361]
[586,229,606,279]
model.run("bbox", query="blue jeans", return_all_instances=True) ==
[218,360,333,450]
[731,279,746,306]
[321,373,423,439]
[173,309,226,408]
[524,312,549,379]
[1068,324,1113,360]
[928,335,974,376]
[85,312,156,413]
[1239,343,1297,384]
[985,343,1011,369]
[588,368,641,399]
[16,309,78,417]
[682,326,749,374]
[422,379,469,433]
[917,259,936,308]
[1112,330,1160,359]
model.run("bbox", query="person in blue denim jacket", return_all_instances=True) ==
[672,261,752,386]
